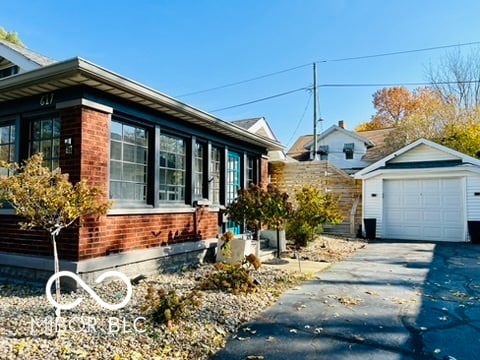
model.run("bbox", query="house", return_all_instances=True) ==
[0,39,55,78]
[287,120,393,173]
[231,117,287,162]
[354,138,480,242]
[0,41,283,284]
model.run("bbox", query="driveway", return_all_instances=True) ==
[212,241,480,360]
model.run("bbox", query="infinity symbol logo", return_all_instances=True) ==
[46,271,133,311]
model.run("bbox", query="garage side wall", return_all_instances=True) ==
[466,176,480,221]
[362,177,383,238]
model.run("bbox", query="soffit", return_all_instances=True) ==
[0,58,284,151]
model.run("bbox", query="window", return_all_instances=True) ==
[193,142,204,200]
[0,122,15,176]
[343,143,354,160]
[159,134,185,202]
[110,120,148,202]
[30,117,61,170]
[318,145,328,161]
[246,156,255,186]
[0,65,19,79]
[210,146,221,204]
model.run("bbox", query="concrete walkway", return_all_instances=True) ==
[212,241,480,360]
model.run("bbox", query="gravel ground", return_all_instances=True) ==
[0,235,365,360]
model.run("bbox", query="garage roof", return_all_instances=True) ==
[0,57,284,151]
[354,138,480,179]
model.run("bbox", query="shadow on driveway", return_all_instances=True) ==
[211,240,480,360]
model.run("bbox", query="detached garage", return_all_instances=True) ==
[355,138,480,242]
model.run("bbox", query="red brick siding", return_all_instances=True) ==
[0,105,233,263]
[78,209,218,260]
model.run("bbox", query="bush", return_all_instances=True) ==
[287,186,343,247]
[142,286,202,327]
[199,262,258,295]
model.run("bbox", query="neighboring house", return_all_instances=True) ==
[354,138,480,242]
[0,39,55,78]
[232,117,287,162]
[287,121,393,173]
[0,43,283,284]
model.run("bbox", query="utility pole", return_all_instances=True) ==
[313,62,318,160]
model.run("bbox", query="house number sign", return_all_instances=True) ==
[40,93,55,106]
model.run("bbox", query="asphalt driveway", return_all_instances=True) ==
[212,241,480,360]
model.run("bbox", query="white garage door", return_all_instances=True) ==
[383,178,464,241]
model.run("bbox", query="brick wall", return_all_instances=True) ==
[0,105,221,263]
[269,161,362,233]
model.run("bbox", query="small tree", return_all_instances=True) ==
[226,184,292,255]
[0,154,111,318]
[287,186,343,247]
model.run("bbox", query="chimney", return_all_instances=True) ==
[338,120,346,129]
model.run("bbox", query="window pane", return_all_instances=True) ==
[110,122,122,141]
[159,134,185,202]
[110,141,122,160]
[109,120,148,202]
[30,117,60,171]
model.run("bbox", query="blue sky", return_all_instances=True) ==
[2,0,480,149]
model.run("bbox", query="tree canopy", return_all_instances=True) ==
[0,27,24,46]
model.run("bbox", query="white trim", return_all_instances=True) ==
[355,138,480,179]
[56,98,113,114]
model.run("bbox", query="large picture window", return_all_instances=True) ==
[159,134,186,202]
[30,117,61,170]
[0,122,15,176]
[110,120,148,202]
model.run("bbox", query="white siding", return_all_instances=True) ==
[363,177,383,237]
[317,131,369,169]
[466,176,480,221]
[389,144,459,163]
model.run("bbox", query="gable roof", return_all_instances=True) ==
[0,39,56,72]
[231,117,279,141]
[286,134,313,161]
[303,125,374,149]
[0,57,283,151]
[354,138,480,179]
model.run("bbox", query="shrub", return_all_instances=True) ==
[199,262,258,295]
[287,186,343,247]
[142,286,202,327]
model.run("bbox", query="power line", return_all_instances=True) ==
[319,41,480,63]
[177,41,480,99]
[176,63,310,98]
[209,87,310,112]
[318,79,480,88]
[286,91,312,148]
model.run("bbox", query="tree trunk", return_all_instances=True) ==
[51,233,61,326]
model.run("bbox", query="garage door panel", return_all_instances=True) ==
[384,178,464,242]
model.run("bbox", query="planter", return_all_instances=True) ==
[260,229,286,252]
[216,236,253,264]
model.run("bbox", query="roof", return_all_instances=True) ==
[232,118,261,129]
[0,39,56,70]
[356,127,394,162]
[231,117,279,141]
[287,127,395,163]
[0,57,284,151]
[286,134,313,161]
[303,125,374,149]
[354,138,480,179]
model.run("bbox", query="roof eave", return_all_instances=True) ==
[0,57,284,151]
